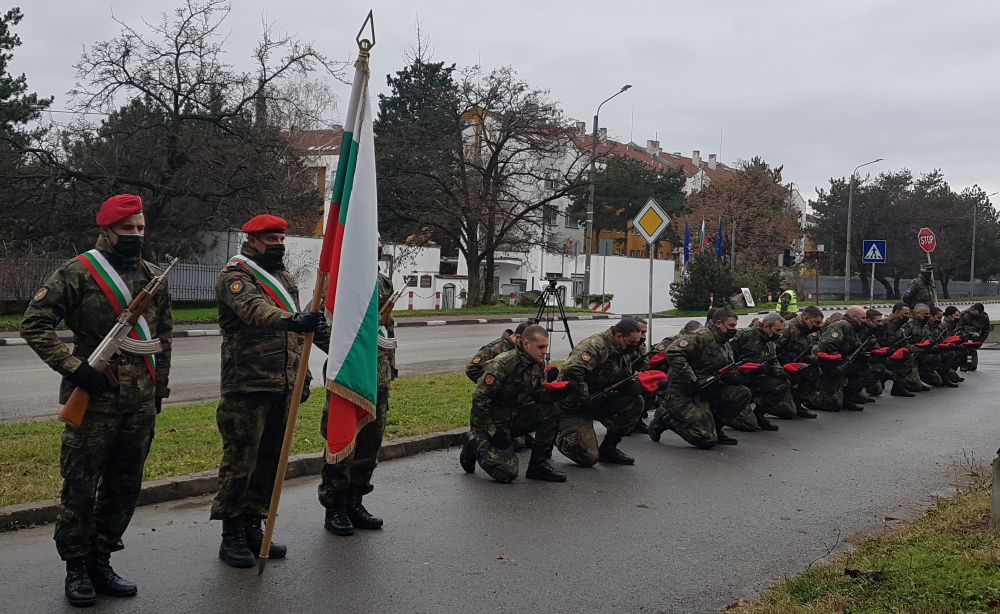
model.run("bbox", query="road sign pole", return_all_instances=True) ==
[648,245,654,352]
[870,262,875,308]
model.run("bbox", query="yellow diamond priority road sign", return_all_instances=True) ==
[632,198,670,245]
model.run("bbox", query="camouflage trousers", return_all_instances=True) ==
[55,408,156,561]
[211,392,290,520]
[867,363,888,396]
[893,356,923,392]
[938,350,962,383]
[810,363,870,411]
[748,375,797,421]
[473,401,560,483]
[557,394,644,467]
[789,367,821,408]
[916,352,943,386]
[318,390,388,506]
[663,383,751,449]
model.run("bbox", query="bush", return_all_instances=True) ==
[734,265,781,304]
[670,253,736,311]
[573,292,614,306]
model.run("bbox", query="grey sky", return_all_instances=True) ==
[13,0,1000,201]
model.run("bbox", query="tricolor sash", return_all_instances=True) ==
[75,249,157,382]
[226,255,299,313]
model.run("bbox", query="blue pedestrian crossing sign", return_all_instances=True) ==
[862,240,887,263]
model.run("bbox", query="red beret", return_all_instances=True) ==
[242,214,288,235]
[97,194,143,227]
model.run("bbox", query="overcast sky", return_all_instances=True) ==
[13,0,1000,202]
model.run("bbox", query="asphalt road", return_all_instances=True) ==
[0,353,997,613]
[0,303,982,423]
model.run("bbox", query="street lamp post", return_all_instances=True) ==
[583,84,631,300]
[971,192,998,298]
[844,158,883,302]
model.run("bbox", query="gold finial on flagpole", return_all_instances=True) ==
[356,10,375,55]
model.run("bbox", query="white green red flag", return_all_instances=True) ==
[226,255,299,313]
[319,55,379,462]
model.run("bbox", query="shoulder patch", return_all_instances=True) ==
[831,331,839,338]
[484,374,495,385]
[32,287,48,302]
[472,356,481,364]
[679,339,689,347]
[581,352,591,361]
[229,280,244,294]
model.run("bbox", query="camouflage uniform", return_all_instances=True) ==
[863,325,889,396]
[776,315,821,408]
[465,329,516,383]
[731,326,796,421]
[896,315,936,389]
[808,318,868,411]
[908,316,945,387]
[662,327,752,449]
[902,274,936,308]
[466,344,559,482]
[960,308,991,370]
[20,236,172,561]
[881,313,916,392]
[318,273,394,504]
[556,328,645,467]
[211,243,330,520]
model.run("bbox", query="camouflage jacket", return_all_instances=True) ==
[813,318,864,359]
[731,326,781,372]
[465,329,515,383]
[20,235,172,412]
[469,342,545,439]
[217,243,330,395]
[902,275,935,308]
[777,315,820,364]
[880,314,909,347]
[665,325,734,389]
[377,273,395,391]
[633,334,678,371]
[960,309,991,341]
[557,327,636,408]
[899,316,936,352]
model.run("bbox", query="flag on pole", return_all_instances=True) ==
[683,219,690,265]
[699,220,707,253]
[319,55,379,462]
[715,218,723,259]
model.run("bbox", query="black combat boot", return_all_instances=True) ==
[243,516,286,559]
[459,433,478,474]
[219,518,256,568]
[597,437,634,465]
[715,429,738,445]
[796,406,818,419]
[345,487,383,530]
[324,491,355,536]
[64,557,97,608]
[633,418,649,435]
[890,385,915,397]
[647,407,678,442]
[525,447,566,482]
[756,415,779,431]
[918,384,931,392]
[942,379,959,388]
[86,553,137,597]
[843,402,865,411]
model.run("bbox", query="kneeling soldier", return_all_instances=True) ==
[731,312,795,431]
[459,325,567,482]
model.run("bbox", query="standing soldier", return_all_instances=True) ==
[21,195,172,607]
[730,312,795,430]
[465,322,529,383]
[647,309,751,448]
[459,325,568,483]
[807,305,869,412]
[212,215,329,568]
[776,305,823,418]
[777,278,797,320]
[959,303,990,371]
[555,319,648,467]
[902,264,936,308]
[321,238,395,536]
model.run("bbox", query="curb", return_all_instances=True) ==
[393,314,616,327]
[0,426,469,531]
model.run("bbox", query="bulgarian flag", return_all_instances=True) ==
[698,220,707,253]
[319,54,379,462]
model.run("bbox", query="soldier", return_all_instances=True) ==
[777,278,797,320]
[465,321,529,383]
[959,303,990,371]
[647,308,751,448]
[21,195,172,607]
[628,317,650,434]
[212,214,329,568]
[902,264,936,308]
[776,305,824,418]
[321,238,396,536]
[555,318,648,466]
[881,303,916,397]
[897,303,935,392]
[458,325,569,483]
[730,312,795,430]
[806,305,869,412]
[864,309,890,397]
[938,306,965,385]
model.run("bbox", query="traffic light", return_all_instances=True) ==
[778,249,793,267]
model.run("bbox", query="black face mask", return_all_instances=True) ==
[259,244,285,268]
[921,272,932,281]
[112,233,144,259]
[724,328,737,340]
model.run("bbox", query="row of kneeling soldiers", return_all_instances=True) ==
[458,302,991,482]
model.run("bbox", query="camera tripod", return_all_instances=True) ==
[534,279,574,360]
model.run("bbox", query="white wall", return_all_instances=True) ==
[585,254,675,313]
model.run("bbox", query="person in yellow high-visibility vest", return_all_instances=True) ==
[777,279,797,320]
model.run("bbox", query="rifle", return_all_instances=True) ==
[841,336,875,369]
[696,358,748,391]
[58,256,179,427]
[590,372,641,403]
[378,276,410,326]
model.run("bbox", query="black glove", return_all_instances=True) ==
[683,379,701,396]
[155,397,163,414]
[798,364,811,372]
[489,431,511,450]
[301,382,312,404]
[287,310,325,333]
[656,378,669,391]
[66,363,110,395]
[565,380,580,396]
[546,366,559,383]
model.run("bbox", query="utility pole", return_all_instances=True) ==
[844,158,882,302]
[583,84,631,299]
[971,192,997,298]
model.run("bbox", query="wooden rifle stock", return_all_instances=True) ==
[58,388,91,427]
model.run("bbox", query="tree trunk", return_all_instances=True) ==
[941,272,951,299]
[483,251,496,304]
[893,272,904,299]
[464,250,483,308]
[858,267,870,300]
[874,271,895,299]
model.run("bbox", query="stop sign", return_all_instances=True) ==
[918,227,936,252]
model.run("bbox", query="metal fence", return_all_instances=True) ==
[162,262,220,301]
